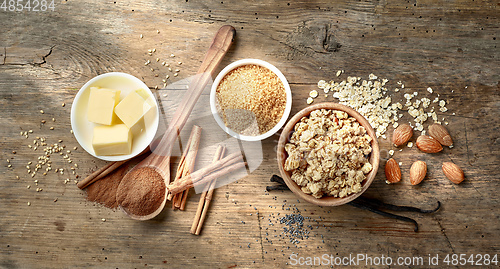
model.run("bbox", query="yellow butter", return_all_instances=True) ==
[114,89,154,129]
[92,124,132,156]
[87,87,121,125]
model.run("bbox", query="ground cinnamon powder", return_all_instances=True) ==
[115,167,166,216]
[86,164,129,209]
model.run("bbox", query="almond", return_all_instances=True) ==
[428,123,453,146]
[416,135,443,153]
[410,160,427,185]
[385,158,401,183]
[442,162,465,184]
[392,124,413,147]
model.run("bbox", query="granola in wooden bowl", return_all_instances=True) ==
[277,103,380,206]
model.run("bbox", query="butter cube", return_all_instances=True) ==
[114,89,154,129]
[92,124,132,156]
[87,87,121,125]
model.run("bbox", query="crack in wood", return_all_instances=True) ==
[282,20,341,60]
[3,45,55,67]
[256,211,265,263]
[464,121,471,165]
[436,219,456,253]
[36,45,55,67]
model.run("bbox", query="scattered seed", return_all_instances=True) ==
[173,73,178,77]
[170,53,175,57]
[62,103,65,107]
[40,110,44,114]
[140,34,143,39]
[49,127,54,130]
[12,151,16,154]
[157,30,160,34]
[27,202,31,206]
[178,61,182,65]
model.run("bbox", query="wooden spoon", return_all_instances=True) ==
[116,25,236,220]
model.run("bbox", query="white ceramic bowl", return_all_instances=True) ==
[71,72,159,161]
[210,59,292,141]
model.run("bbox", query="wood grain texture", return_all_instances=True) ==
[1,0,499,268]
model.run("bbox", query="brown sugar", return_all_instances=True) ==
[215,64,286,136]
[115,167,166,216]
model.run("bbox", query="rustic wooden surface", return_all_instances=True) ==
[1,0,499,268]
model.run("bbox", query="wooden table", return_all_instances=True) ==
[1,1,498,268]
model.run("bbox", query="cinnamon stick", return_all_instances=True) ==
[191,145,225,234]
[167,152,243,195]
[168,158,246,196]
[170,125,202,210]
[77,160,126,189]
[77,140,159,190]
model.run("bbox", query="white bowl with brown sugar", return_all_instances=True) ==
[210,59,292,141]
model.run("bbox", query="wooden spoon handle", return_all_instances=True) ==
[168,25,236,139]
[146,26,236,170]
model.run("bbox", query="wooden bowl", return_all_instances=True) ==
[277,102,380,206]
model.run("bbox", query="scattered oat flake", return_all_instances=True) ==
[309,90,318,98]
[306,97,314,104]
